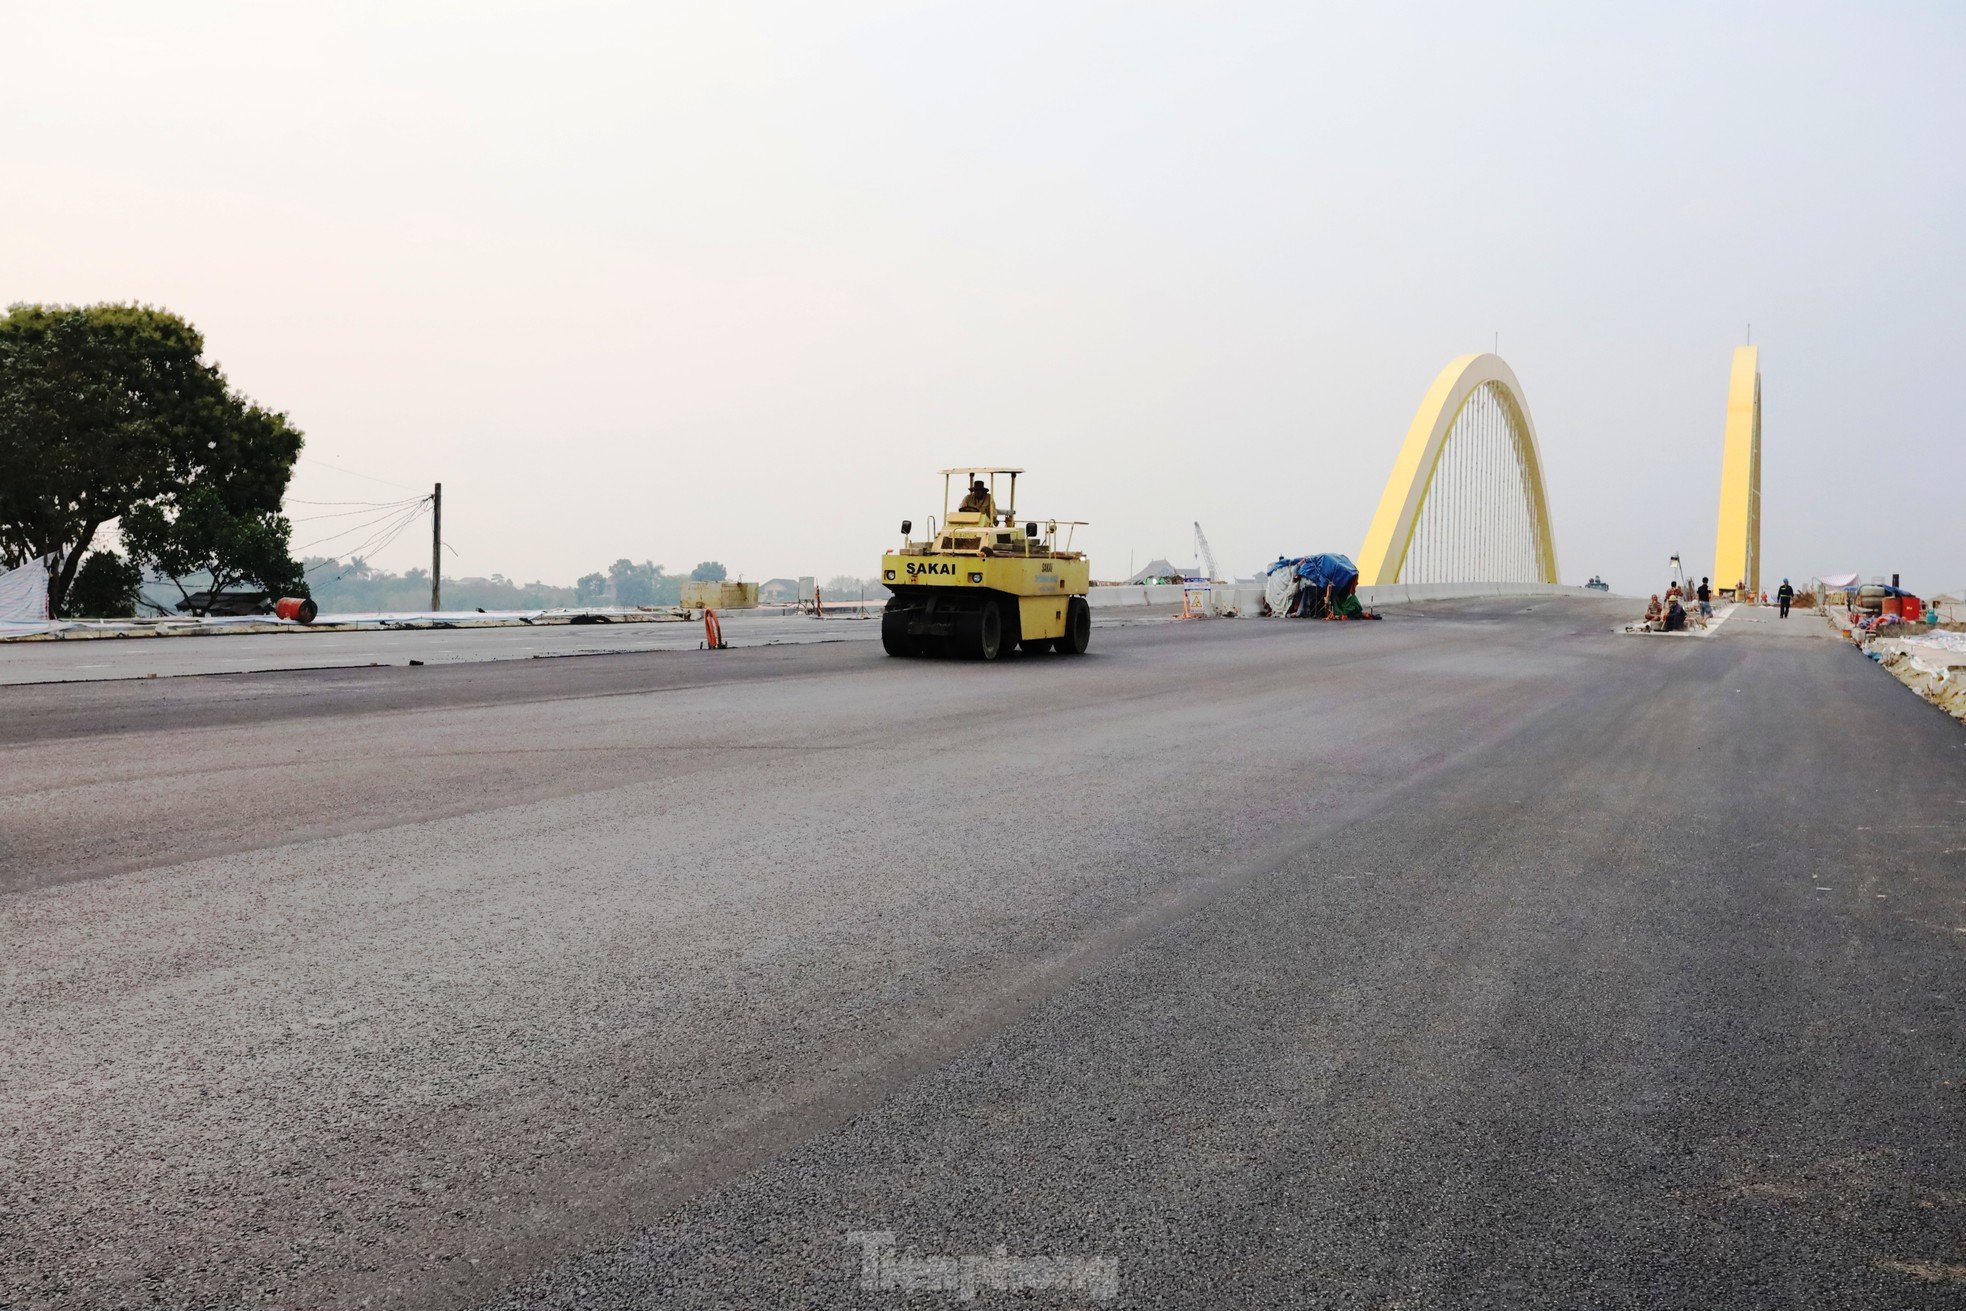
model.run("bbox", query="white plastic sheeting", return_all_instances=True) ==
[1901,630,1966,657]
[1263,571,1298,616]
[0,604,700,643]
[0,556,53,635]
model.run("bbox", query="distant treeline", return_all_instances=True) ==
[112,556,893,616]
[301,557,734,613]
[299,557,571,612]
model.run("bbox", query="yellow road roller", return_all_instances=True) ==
[880,467,1091,660]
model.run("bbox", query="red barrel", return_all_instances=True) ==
[275,596,318,624]
[1902,595,1923,623]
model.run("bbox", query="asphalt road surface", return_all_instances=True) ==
[0,610,890,686]
[0,606,1180,686]
[5,597,1964,1310]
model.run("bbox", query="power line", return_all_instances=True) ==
[296,455,424,494]
[287,498,426,524]
[302,501,429,576]
[287,496,426,509]
[337,502,428,561]
[293,502,423,552]
[293,497,429,553]
[352,502,428,565]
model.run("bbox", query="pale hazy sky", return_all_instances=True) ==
[7,1,1961,591]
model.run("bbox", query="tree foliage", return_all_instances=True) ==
[60,549,143,618]
[123,483,306,602]
[823,574,879,598]
[608,558,661,606]
[689,560,728,582]
[301,557,575,613]
[575,572,608,604]
[0,303,303,611]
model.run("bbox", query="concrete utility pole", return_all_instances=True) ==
[430,483,442,611]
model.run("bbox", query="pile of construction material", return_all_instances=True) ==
[1837,575,1966,725]
[1866,629,1966,726]
[678,580,760,610]
[1263,554,1360,618]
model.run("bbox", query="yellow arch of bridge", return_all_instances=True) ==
[1356,352,1560,586]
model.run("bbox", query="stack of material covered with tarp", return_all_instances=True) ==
[1264,553,1358,618]
[1855,582,1925,625]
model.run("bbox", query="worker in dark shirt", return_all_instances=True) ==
[1777,579,1795,618]
[1696,577,1712,618]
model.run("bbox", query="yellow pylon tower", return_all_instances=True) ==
[1712,346,1762,598]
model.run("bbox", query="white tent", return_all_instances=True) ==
[1125,558,1187,584]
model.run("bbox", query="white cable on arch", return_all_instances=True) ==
[1403,383,1541,584]
[1357,354,1560,587]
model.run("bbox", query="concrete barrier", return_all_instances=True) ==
[1360,581,1598,606]
[1087,584,1189,609]
[1088,580,1601,614]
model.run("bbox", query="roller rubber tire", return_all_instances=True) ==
[975,602,1003,661]
[881,606,918,657]
[955,603,1003,661]
[1058,596,1091,655]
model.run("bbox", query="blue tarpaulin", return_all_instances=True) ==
[1266,553,1359,592]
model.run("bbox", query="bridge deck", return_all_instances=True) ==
[4,597,1960,1309]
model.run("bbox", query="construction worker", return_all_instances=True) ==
[1778,578,1795,618]
[958,478,992,514]
[1696,577,1712,619]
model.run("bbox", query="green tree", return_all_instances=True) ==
[0,303,304,612]
[608,558,659,607]
[690,560,727,582]
[575,572,608,604]
[59,549,143,618]
[300,556,577,613]
[123,483,305,607]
